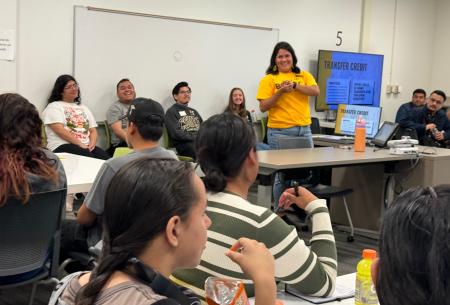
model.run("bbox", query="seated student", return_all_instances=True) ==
[165,81,202,159]
[62,98,177,257]
[106,78,136,156]
[224,87,252,124]
[43,74,109,160]
[172,113,337,297]
[372,185,450,305]
[54,158,276,305]
[0,93,66,284]
[407,90,450,147]
[395,88,426,127]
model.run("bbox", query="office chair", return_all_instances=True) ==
[113,147,133,157]
[277,134,355,242]
[260,116,268,144]
[162,126,194,162]
[96,120,112,151]
[0,188,67,305]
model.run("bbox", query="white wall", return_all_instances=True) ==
[0,0,17,93]
[3,0,443,122]
[360,0,436,122]
[13,0,362,115]
[431,0,450,104]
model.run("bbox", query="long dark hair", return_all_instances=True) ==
[377,185,450,305]
[48,74,81,104]
[196,113,256,192]
[224,87,247,119]
[75,158,197,305]
[266,41,300,75]
[0,93,58,206]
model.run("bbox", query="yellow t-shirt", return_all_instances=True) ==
[256,71,317,128]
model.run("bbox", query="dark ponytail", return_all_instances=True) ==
[76,158,197,305]
[196,113,256,192]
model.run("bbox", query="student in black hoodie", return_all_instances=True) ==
[165,82,202,159]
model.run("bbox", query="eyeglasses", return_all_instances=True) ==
[64,83,79,90]
[178,90,191,95]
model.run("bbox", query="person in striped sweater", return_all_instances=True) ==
[172,112,337,298]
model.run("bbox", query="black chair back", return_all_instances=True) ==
[0,188,66,278]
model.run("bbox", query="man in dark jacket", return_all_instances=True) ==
[409,90,450,147]
[395,88,426,127]
[165,81,203,159]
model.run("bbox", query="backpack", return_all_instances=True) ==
[48,271,84,305]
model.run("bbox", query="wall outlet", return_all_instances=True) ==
[386,84,392,94]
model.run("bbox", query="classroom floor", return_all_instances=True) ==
[1,182,378,305]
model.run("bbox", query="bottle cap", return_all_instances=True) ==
[362,249,377,259]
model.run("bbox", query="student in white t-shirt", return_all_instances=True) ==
[43,74,109,160]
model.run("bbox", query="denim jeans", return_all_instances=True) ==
[267,126,313,210]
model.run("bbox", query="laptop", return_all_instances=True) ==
[370,121,399,147]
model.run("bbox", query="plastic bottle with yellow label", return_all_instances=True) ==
[355,249,378,305]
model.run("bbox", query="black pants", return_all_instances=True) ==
[174,141,196,159]
[54,144,110,160]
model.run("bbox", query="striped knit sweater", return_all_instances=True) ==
[171,191,337,298]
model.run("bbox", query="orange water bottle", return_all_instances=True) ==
[354,116,366,152]
[355,249,378,305]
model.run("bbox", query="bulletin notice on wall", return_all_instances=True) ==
[0,29,15,61]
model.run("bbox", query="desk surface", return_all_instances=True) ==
[57,153,105,194]
[250,273,355,305]
[257,146,418,172]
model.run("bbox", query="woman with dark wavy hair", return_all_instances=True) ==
[172,113,336,298]
[43,74,109,160]
[373,185,450,305]
[256,41,320,204]
[54,158,276,305]
[0,93,66,284]
[0,93,66,207]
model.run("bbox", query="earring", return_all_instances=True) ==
[272,66,277,72]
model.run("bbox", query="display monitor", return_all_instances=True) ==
[334,104,382,139]
[315,50,384,111]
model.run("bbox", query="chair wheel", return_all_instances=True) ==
[347,236,354,242]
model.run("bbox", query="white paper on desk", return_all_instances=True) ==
[285,283,354,304]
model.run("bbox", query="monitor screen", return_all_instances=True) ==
[315,50,384,111]
[334,104,382,139]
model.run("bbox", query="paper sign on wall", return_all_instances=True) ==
[0,29,15,61]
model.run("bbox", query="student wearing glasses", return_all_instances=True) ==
[43,74,109,160]
[165,81,203,159]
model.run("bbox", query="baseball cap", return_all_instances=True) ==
[120,98,164,126]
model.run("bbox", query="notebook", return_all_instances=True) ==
[285,279,355,304]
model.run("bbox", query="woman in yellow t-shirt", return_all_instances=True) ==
[257,41,320,205]
[257,41,320,148]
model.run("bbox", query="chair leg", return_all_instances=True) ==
[342,196,355,242]
[28,282,38,305]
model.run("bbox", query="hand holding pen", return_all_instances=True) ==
[278,183,318,210]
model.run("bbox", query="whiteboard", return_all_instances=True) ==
[74,6,279,121]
